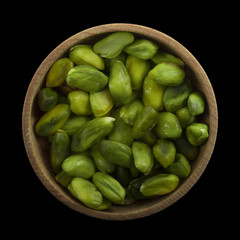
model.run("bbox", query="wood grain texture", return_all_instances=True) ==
[22,23,218,220]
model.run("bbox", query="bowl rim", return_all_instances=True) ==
[22,23,218,220]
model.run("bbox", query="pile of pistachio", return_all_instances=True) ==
[35,32,209,210]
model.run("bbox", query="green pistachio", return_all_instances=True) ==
[60,115,89,136]
[186,123,209,146]
[93,172,126,205]
[124,39,159,60]
[153,139,176,168]
[93,32,134,58]
[99,140,134,168]
[124,188,136,205]
[148,62,185,86]
[66,65,108,92]
[142,76,166,111]
[130,166,141,179]
[126,55,150,90]
[38,87,58,112]
[90,143,116,174]
[46,58,74,87]
[67,90,92,116]
[120,99,144,126]
[175,107,196,129]
[108,111,134,146]
[35,103,71,137]
[165,153,191,177]
[128,175,150,200]
[114,166,133,187]
[71,117,115,152]
[163,80,192,112]
[154,112,182,139]
[138,131,157,147]
[187,91,205,116]
[175,135,199,161]
[121,90,141,105]
[105,51,126,71]
[131,106,159,139]
[140,173,179,196]
[55,170,73,187]
[68,177,111,210]
[62,154,95,179]
[151,50,184,68]
[108,60,132,105]
[69,44,105,70]
[132,141,154,175]
[50,129,70,173]
[90,88,114,117]
[72,150,91,157]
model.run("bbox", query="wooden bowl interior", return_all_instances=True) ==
[22,24,218,220]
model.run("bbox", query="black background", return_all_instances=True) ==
[8,3,234,237]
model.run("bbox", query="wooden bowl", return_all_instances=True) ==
[22,23,218,220]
